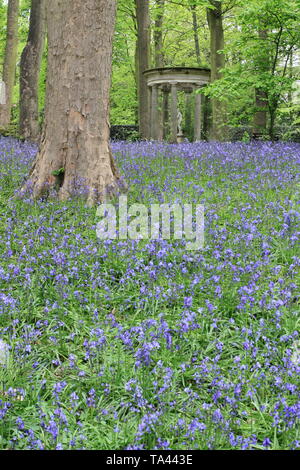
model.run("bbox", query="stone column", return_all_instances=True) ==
[170,83,178,143]
[149,85,152,138]
[0,81,6,105]
[150,84,159,140]
[162,87,169,140]
[194,90,202,141]
[157,87,164,141]
[185,90,193,141]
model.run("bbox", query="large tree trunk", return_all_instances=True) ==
[23,0,123,205]
[19,0,46,142]
[207,0,227,141]
[0,0,19,130]
[135,0,151,139]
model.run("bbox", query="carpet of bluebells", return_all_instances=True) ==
[0,136,299,450]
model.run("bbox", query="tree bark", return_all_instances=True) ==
[0,0,19,130]
[23,0,123,205]
[189,2,201,66]
[154,0,165,68]
[135,0,151,139]
[253,30,268,137]
[154,0,165,140]
[253,89,268,137]
[207,0,227,141]
[269,108,276,141]
[19,0,46,142]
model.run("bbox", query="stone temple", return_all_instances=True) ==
[143,66,210,142]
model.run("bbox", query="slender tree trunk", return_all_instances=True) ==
[253,29,268,137]
[154,0,165,140]
[135,0,151,139]
[0,0,19,129]
[268,89,279,141]
[288,52,293,104]
[23,0,123,205]
[189,2,201,65]
[207,0,227,141]
[269,108,276,141]
[154,0,165,67]
[19,0,46,142]
[134,41,139,126]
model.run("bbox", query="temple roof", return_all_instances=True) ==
[143,67,211,88]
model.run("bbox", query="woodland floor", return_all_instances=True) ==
[0,137,299,450]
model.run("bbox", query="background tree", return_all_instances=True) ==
[189,0,201,65]
[0,1,7,58]
[0,0,19,130]
[253,29,268,136]
[135,0,151,139]
[208,0,300,140]
[19,0,46,141]
[206,0,227,140]
[111,0,137,125]
[23,0,123,205]
[154,0,165,67]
